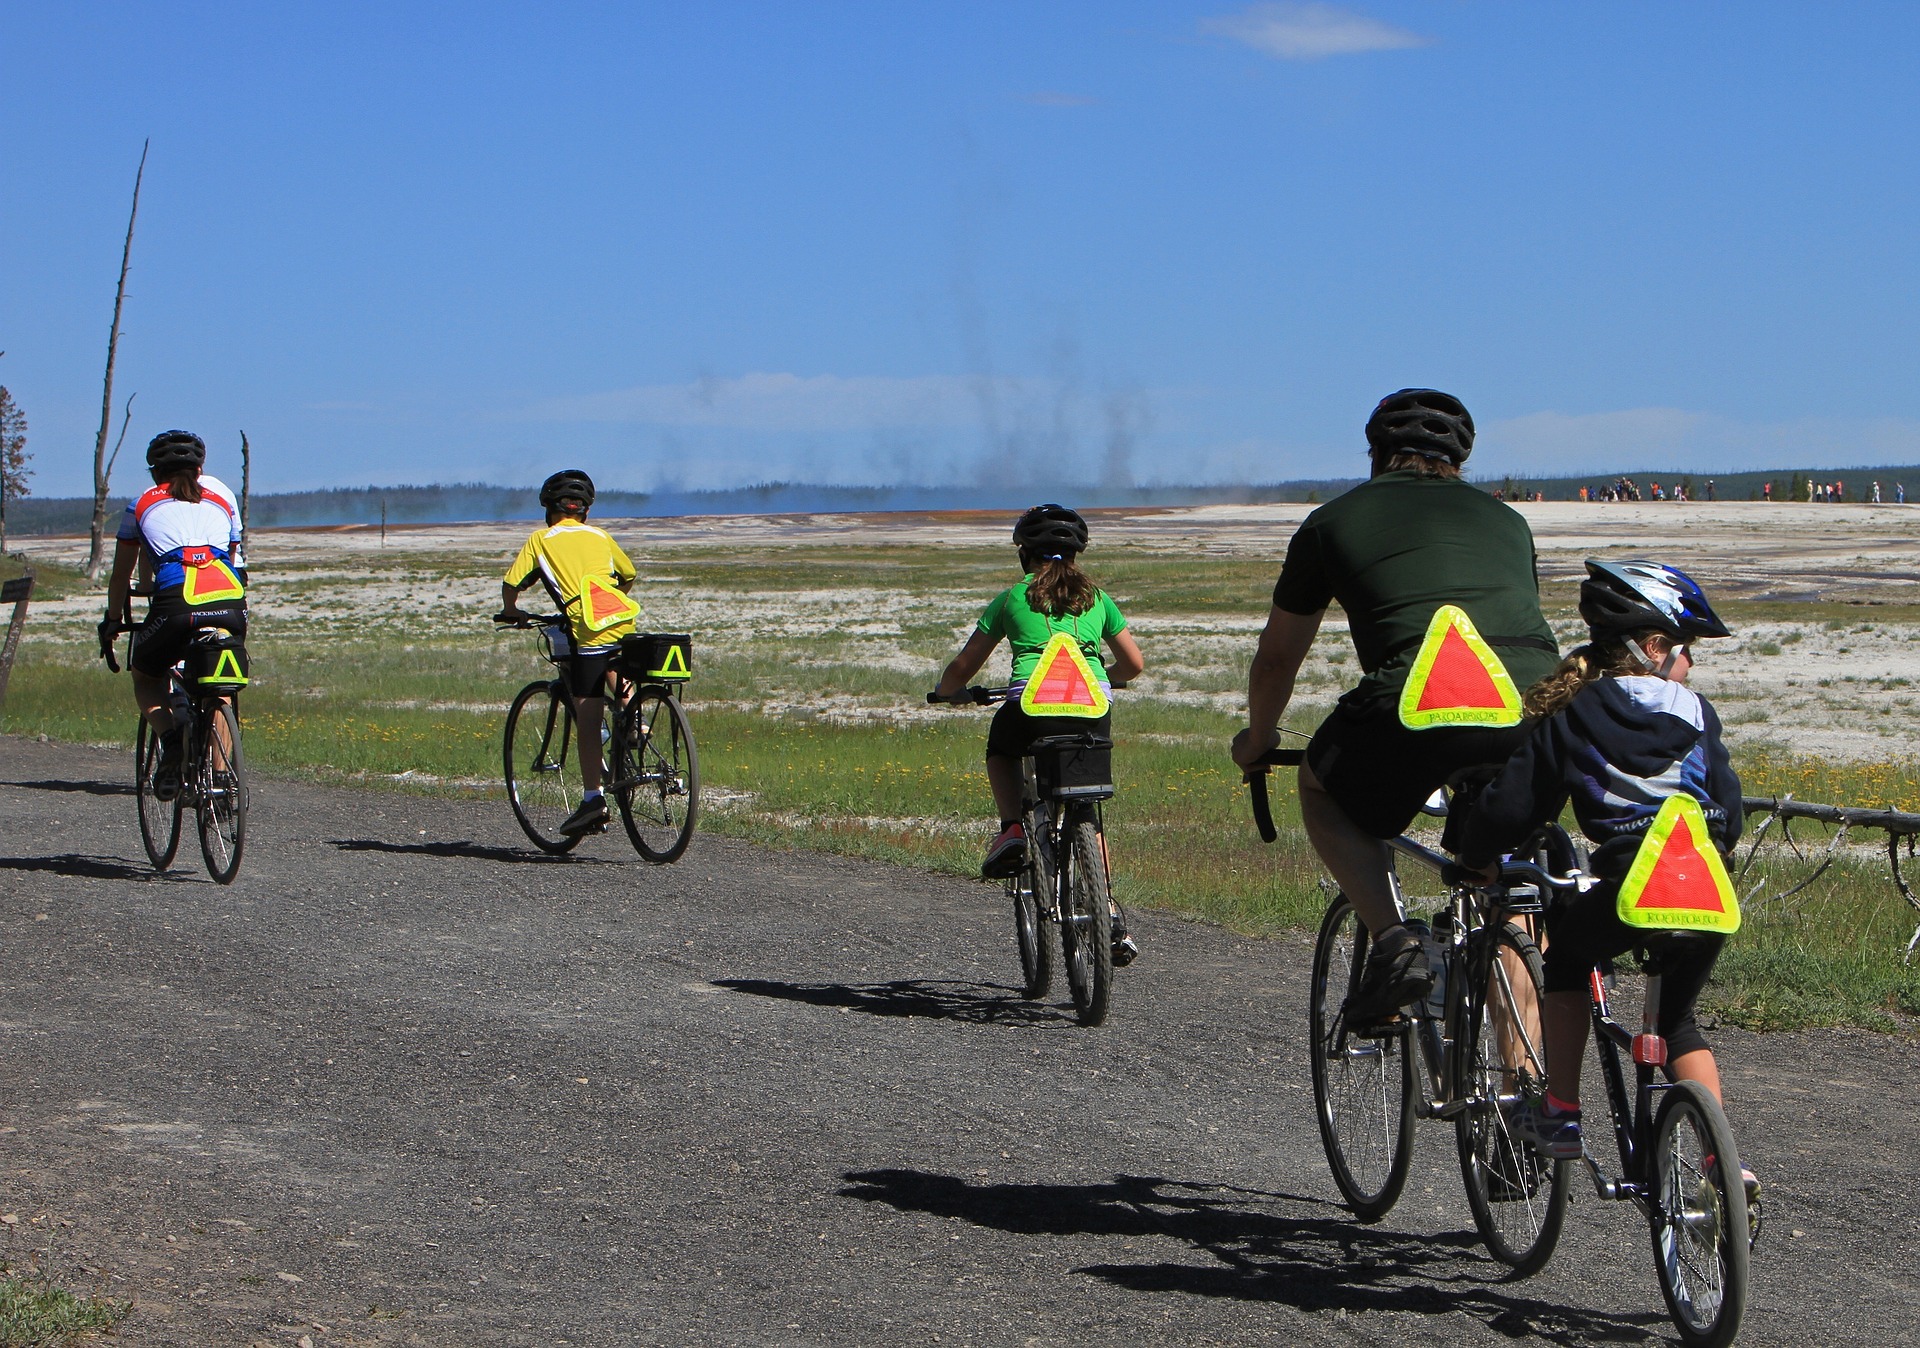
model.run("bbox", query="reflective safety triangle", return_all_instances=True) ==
[182,559,245,607]
[1020,632,1109,718]
[1617,794,1741,934]
[579,575,640,632]
[1397,605,1523,730]
[197,648,249,687]
[649,643,691,679]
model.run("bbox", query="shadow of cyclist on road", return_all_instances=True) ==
[716,977,1075,1027]
[328,838,620,865]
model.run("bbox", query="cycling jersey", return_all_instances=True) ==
[976,580,1126,686]
[116,475,243,590]
[504,521,639,648]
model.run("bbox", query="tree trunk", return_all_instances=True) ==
[86,140,149,582]
[239,430,251,553]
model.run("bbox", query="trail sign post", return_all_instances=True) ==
[0,570,33,715]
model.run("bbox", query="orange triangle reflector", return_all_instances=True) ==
[182,559,245,607]
[1617,795,1741,934]
[580,575,639,632]
[1020,632,1110,718]
[1398,605,1523,729]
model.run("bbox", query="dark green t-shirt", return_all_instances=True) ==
[977,578,1127,684]
[1272,471,1559,712]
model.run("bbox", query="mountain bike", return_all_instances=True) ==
[932,684,1119,1026]
[494,617,699,862]
[1245,749,1572,1274]
[104,621,250,884]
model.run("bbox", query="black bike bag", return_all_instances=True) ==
[617,632,693,682]
[1031,732,1114,801]
[186,628,250,693]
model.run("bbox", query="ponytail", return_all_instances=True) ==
[1522,635,1652,718]
[1022,551,1098,618]
[165,467,202,503]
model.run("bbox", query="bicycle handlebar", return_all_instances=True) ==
[1242,746,1307,844]
[493,613,567,630]
[927,685,1014,706]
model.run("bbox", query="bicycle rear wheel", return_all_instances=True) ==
[1650,1081,1750,1348]
[1059,816,1113,1025]
[1309,893,1415,1221]
[1454,921,1569,1276]
[505,680,582,854]
[135,718,182,871]
[613,686,699,863]
[1009,807,1056,999]
[195,702,248,884]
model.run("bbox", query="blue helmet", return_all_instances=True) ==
[1579,560,1731,641]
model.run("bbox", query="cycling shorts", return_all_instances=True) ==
[985,700,1111,761]
[129,590,248,680]
[1305,699,1532,839]
[1542,887,1722,1060]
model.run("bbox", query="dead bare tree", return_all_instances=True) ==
[86,140,150,582]
[238,430,252,549]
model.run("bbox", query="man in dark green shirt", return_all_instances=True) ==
[1232,390,1558,1024]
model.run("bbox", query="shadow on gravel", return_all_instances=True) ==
[842,1169,1667,1343]
[716,978,1074,1026]
[0,853,186,882]
[327,838,619,865]
[8,778,137,797]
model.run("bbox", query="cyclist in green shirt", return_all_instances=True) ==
[1232,390,1559,1026]
[933,505,1145,957]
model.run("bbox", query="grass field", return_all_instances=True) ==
[5,537,1918,1032]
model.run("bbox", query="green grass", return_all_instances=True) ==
[0,1262,128,1346]
[6,542,1917,1034]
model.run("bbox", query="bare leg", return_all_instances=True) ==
[1297,763,1399,935]
[573,696,604,794]
[132,670,173,733]
[986,754,1024,823]
[1670,1047,1722,1104]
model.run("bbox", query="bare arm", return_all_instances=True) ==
[1230,605,1324,768]
[499,581,525,616]
[934,628,999,698]
[104,538,141,624]
[1104,627,1143,687]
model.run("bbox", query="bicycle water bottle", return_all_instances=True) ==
[1425,910,1452,1018]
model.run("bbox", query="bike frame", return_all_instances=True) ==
[1018,763,1105,940]
[1583,961,1679,1211]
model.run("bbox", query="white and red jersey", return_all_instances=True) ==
[117,474,243,589]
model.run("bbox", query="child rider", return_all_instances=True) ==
[498,469,638,837]
[932,504,1145,962]
[1454,559,1760,1225]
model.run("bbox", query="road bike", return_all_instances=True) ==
[1245,748,1571,1274]
[932,684,1120,1026]
[104,621,251,884]
[1247,752,1752,1342]
[495,616,699,862]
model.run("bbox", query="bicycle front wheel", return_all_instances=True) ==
[1650,1081,1750,1348]
[1309,893,1415,1221]
[1009,810,1056,999]
[135,718,183,871]
[195,702,248,885]
[1454,921,1569,1276]
[1059,816,1113,1026]
[505,681,582,854]
[613,686,699,863]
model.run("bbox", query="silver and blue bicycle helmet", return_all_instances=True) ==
[1579,560,1731,642]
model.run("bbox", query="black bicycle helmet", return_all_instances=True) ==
[1012,503,1089,557]
[1579,559,1732,642]
[1364,388,1476,464]
[146,430,207,472]
[539,469,596,511]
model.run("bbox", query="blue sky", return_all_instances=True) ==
[4,2,1919,496]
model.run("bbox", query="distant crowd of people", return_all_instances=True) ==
[1563,476,1909,504]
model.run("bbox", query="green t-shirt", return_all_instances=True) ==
[1272,471,1559,712]
[977,578,1128,684]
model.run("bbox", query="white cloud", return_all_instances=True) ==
[1476,407,1920,477]
[1200,2,1431,61]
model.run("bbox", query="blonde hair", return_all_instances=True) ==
[1022,552,1098,617]
[1522,633,1657,718]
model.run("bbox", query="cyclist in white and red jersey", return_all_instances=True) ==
[101,431,247,798]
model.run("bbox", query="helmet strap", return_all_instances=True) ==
[1624,636,1680,680]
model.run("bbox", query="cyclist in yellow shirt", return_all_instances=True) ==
[498,470,638,836]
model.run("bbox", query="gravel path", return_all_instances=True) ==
[2,734,1916,1346]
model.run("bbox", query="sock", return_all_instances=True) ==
[1546,1092,1581,1116]
[584,788,604,802]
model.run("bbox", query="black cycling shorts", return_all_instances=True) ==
[985,700,1111,761]
[1541,887,1722,1061]
[1305,699,1533,839]
[129,591,248,680]
[559,648,615,701]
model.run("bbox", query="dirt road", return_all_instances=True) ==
[2,735,1916,1345]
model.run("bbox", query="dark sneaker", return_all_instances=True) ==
[560,795,610,836]
[153,729,185,802]
[1509,1095,1584,1161]
[1111,905,1139,967]
[1341,929,1433,1028]
[981,823,1026,879]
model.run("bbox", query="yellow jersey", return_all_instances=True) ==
[504,522,639,648]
